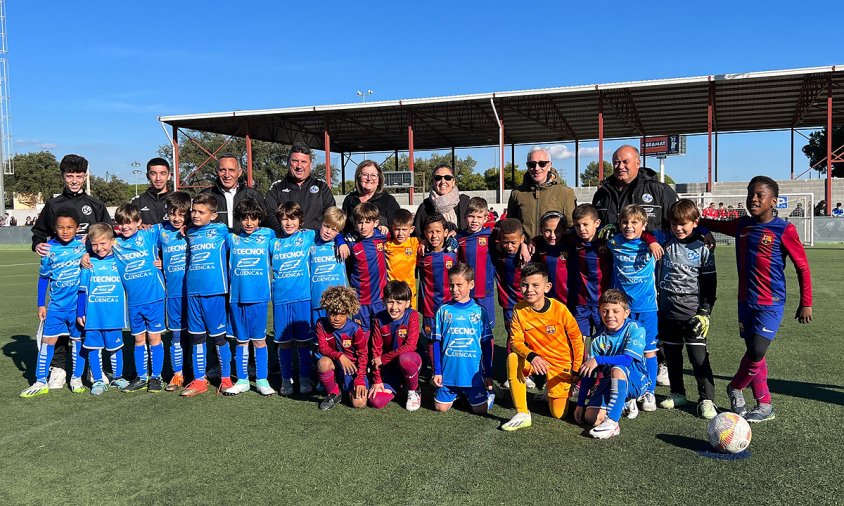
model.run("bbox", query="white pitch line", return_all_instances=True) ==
[0,263,39,268]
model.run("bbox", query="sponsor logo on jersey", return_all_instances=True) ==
[545,325,556,334]
[81,205,93,216]
[124,259,146,273]
[641,193,653,204]
[312,264,336,276]
[309,185,319,194]
[91,284,117,295]
[761,234,773,245]
[450,327,476,335]
[191,252,211,263]
[236,257,261,268]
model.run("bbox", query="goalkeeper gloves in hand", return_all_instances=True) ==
[597,224,617,241]
[688,312,710,339]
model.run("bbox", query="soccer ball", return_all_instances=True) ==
[707,412,752,453]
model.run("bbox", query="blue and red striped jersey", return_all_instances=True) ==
[345,231,388,305]
[370,308,420,383]
[565,232,613,307]
[702,216,812,308]
[418,249,457,318]
[457,229,495,299]
[493,251,523,310]
[532,237,568,305]
[315,317,368,387]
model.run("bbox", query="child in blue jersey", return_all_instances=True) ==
[21,210,87,398]
[224,199,275,396]
[271,201,316,396]
[181,194,232,397]
[432,263,494,414]
[309,207,348,328]
[605,204,663,412]
[76,224,127,396]
[157,192,190,391]
[574,289,650,439]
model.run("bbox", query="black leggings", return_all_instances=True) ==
[744,333,772,362]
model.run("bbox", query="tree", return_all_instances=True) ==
[4,151,62,207]
[580,161,612,187]
[91,174,133,206]
[485,163,524,190]
[802,125,844,177]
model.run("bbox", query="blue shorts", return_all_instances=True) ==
[631,311,659,353]
[353,300,385,334]
[83,330,123,351]
[474,295,496,329]
[587,370,648,410]
[230,302,269,342]
[166,297,187,331]
[502,307,515,336]
[129,300,166,335]
[435,383,488,406]
[273,300,311,343]
[573,305,601,337]
[310,308,326,327]
[738,304,785,341]
[188,294,228,337]
[335,366,369,392]
[43,308,82,339]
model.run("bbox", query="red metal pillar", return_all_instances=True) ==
[324,129,332,189]
[408,120,415,206]
[172,126,180,190]
[498,119,505,204]
[827,74,833,215]
[598,92,604,181]
[245,131,254,188]
[707,79,714,193]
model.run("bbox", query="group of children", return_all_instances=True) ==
[21,175,812,439]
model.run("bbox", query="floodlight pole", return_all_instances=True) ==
[408,119,415,206]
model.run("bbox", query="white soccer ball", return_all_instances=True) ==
[707,412,752,453]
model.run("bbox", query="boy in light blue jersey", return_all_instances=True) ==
[309,207,348,325]
[605,204,663,412]
[575,289,650,439]
[157,191,190,391]
[432,263,494,414]
[181,194,232,397]
[76,224,128,396]
[21,210,87,398]
[271,202,316,396]
[113,203,167,393]
[223,199,275,396]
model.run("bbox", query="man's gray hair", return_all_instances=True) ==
[526,146,550,162]
[217,153,242,168]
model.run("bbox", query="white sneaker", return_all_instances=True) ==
[299,377,314,395]
[624,398,639,419]
[20,381,49,398]
[589,419,620,439]
[406,389,421,412]
[641,391,657,412]
[501,412,532,432]
[256,380,275,396]
[47,367,66,389]
[525,376,537,389]
[657,363,670,386]
[223,380,250,396]
[279,378,294,396]
[69,376,86,394]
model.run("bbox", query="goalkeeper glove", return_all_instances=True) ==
[688,310,710,339]
[597,224,617,241]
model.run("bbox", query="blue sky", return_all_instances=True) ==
[7,0,843,186]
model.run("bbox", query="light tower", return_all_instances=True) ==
[0,0,12,217]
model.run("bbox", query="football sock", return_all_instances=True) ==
[319,370,340,396]
[749,358,771,403]
[664,343,686,396]
[133,344,148,379]
[255,346,268,381]
[235,345,248,380]
[71,340,85,379]
[193,343,207,379]
[36,343,55,383]
[730,353,754,390]
[110,349,124,379]
[645,355,657,394]
[506,352,529,414]
[607,378,628,422]
[398,352,422,391]
[687,344,715,401]
[150,343,164,377]
[297,345,312,381]
[170,331,183,374]
[548,396,569,419]
[217,343,232,378]
[279,346,293,381]
[88,348,104,382]
[368,391,394,409]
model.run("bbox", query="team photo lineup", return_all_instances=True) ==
[20,142,814,441]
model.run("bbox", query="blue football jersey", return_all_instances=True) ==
[590,319,647,377]
[271,229,315,304]
[432,299,493,388]
[186,222,229,296]
[228,227,274,304]
[113,225,166,306]
[157,223,188,299]
[309,237,348,309]
[78,255,127,330]
[606,234,657,312]
[39,238,86,311]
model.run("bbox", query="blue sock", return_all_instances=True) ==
[36,343,55,383]
[235,345,248,380]
[110,349,124,379]
[170,331,183,374]
[134,344,148,379]
[150,343,164,377]
[607,378,629,422]
[297,345,312,380]
[279,346,293,381]
[255,346,268,381]
[217,343,232,378]
[89,348,104,382]
[646,356,658,394]
[194,343,206,379]
[71,340,85,379]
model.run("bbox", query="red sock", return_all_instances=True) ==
[730,354,753,390]
[749,358,771,403]
[368,391,394,409]
[319,370,340,395]
[398,352,422,391]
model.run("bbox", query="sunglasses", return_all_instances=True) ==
[527,160,551,169]
[433,174,454,182]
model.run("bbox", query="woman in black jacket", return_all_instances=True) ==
[341,160,401,234]
[413,164,470,236]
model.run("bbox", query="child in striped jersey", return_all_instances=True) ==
[344,202,388,334]
[492,218,526,351]
[418,214,458,369]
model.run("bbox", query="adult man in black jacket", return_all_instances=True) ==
[264,142,334,232]
[201,153,276,233]
[130,157,171,225]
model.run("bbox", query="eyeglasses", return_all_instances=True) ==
[433,174,454,182]
[526,160,551,169]
[360,173,379,180]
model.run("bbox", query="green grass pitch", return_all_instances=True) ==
[1,247,843,504]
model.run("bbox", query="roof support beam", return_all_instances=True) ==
[601,89,645,135]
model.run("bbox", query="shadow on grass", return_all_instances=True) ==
[656,433,711,452]
[712,373,844,406]
[3,334,37,382]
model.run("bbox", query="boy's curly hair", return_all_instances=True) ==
[320,286,361,316]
